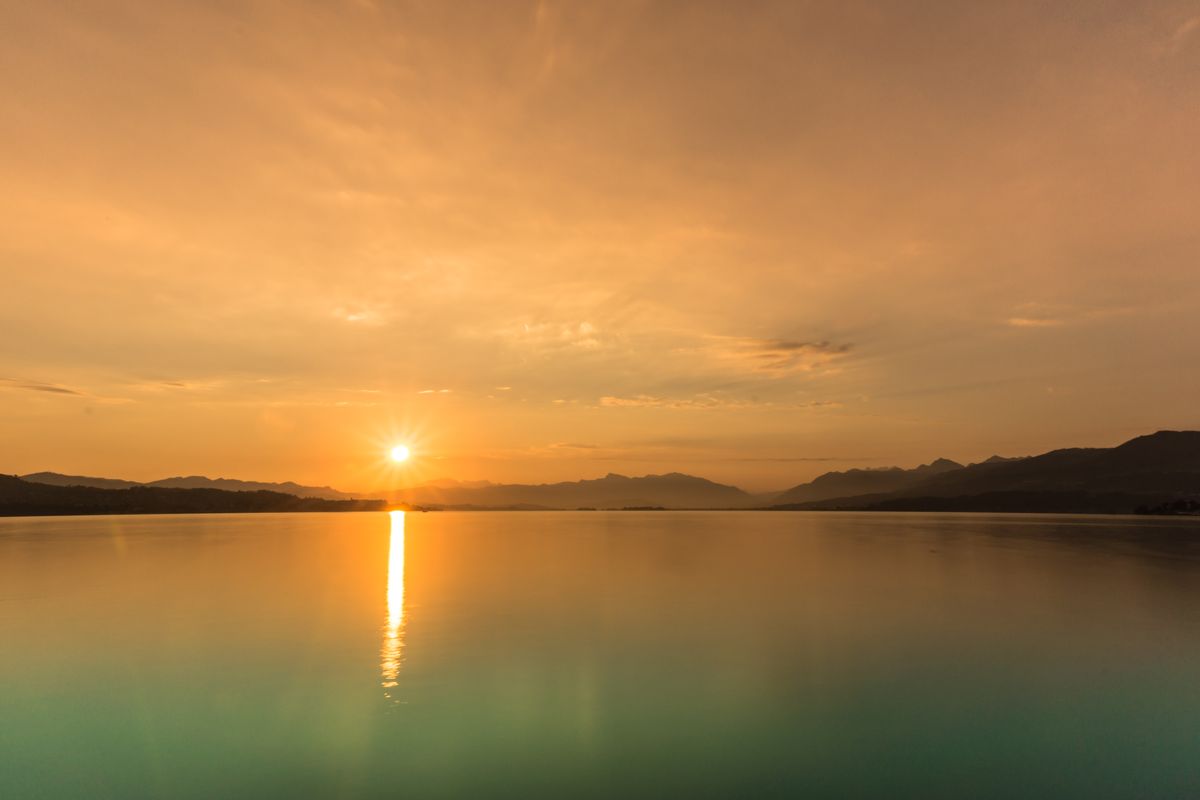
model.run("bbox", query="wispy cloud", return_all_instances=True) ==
[1,378,83,396]
[1007,317,1064,328]
[333,306,388,326]
[599,393,841,411]
[1161,15,1200,56]
[494,320,603,351]
[720,456,877,462]
[125,378,227,393]
[1005,302,1136,330]
[703,336,852,375]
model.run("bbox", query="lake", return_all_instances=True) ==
[2,511,1199,798]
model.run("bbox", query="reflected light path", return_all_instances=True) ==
[380,510,406,698]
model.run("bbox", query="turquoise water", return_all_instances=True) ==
[2,511,1198,798]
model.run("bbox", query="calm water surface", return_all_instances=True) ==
[2,511,1199,798]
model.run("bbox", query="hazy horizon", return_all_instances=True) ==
[16,459,950,495]
[3,1,1199,493]
[14,426,1194,497]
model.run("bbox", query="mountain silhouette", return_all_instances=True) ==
[772,431,1200,513]
[11,430,1199,516]
[21,472,355,500]
[20,471,143,490]
[0,475,384,516]
[395,472,755,509]
[769,458,963,506]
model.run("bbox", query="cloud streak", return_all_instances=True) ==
[1007,317,1064,328]
[2,378,83,396]
[598,394,842,411]
[703,337,852,375]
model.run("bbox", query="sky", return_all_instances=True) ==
[2,0,1199,492]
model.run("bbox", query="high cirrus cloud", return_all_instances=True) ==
[703,337,852,375]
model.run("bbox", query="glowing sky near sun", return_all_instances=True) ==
[1,1,1198,491]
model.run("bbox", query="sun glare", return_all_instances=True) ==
[390,444,410,463]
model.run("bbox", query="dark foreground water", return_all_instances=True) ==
[2,511,1199,799]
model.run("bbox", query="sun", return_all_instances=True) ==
[390,444,410,463]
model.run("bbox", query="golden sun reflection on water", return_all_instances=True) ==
[380,510,406,697]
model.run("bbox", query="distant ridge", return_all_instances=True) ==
[21,472,356,501]
[977,455,1025,465]
[771,430,1200,514]
[414,478,495,489]
[144,476,354,500]
[13,430,1200,516]
[394,472,756,510]
[0,476,384,517]
[768,458,963,506]
[21,472,142,491]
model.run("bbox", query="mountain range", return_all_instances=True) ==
[390,472,756,510]
[20,472,356,501]
[768,457,966,506]
[770,430,1200,513]
[390,431,1200,512]
[0,476,383,516]
[10,430,1200,515]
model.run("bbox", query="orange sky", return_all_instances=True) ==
[2,1,1199,492]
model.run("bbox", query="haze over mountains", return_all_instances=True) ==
[21,472,356,501]
[0,476,383,517]
[768,458,966,507]
[10,430,1200,515]
[387,431,1198,512]
[391,473,756,510]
